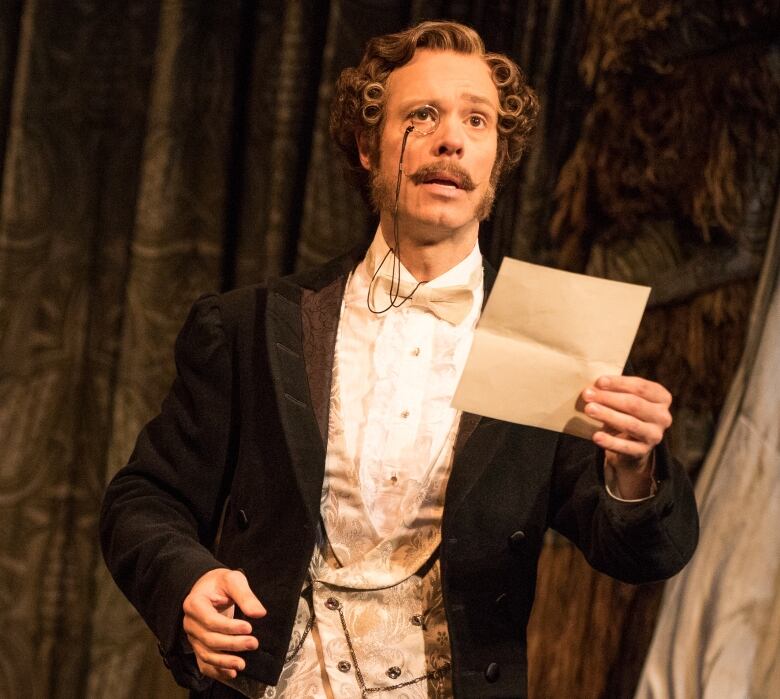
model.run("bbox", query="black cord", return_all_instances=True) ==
[367,125,426,314]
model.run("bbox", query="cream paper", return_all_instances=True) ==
[452,258,650,439]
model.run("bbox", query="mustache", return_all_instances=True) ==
[407,162,477,192]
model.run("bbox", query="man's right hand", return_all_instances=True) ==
[182,568,266,681]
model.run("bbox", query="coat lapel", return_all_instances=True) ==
[300,278,346,443]
[446,259,504,516]
[265,249,360,525]
[452,257,497,450]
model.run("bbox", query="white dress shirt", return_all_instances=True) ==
[337,229,484,537]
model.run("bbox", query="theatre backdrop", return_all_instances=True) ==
[0,1,777,697]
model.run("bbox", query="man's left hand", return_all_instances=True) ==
[582,375,672,475]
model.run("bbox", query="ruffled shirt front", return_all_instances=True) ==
[338,230,484,538]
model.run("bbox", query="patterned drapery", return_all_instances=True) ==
[1,2,776,697]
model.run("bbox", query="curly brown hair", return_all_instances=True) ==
[329,20,540,199]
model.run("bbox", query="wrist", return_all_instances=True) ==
[604,451,657,500]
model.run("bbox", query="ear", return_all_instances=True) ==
[356,131,372,171]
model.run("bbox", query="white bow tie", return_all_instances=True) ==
[369,273,475,325]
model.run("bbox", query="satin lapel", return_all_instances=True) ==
[453,412,481,453]
[264,247,362,525]
[447,258,502,515]
[452,257,498,451]
[300,277,347,444]
[265,279,329,526]
[446,418,508,521]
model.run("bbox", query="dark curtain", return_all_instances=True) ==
[0,1,776,697]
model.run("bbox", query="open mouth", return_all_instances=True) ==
[422,173,462,189]
[410,164,474,191]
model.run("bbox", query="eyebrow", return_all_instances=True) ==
[461,93,498,111]
[398,94,498,114]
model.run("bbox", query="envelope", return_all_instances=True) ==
[452,258,650,439]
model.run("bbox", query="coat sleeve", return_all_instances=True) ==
[100,293,237,690]
[548,434,699,584]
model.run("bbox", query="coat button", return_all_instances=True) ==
[484,662,500,683]
[237,509,249,530]
[410,614,424,627]
[507,530,525,550]
[337,660,351,672]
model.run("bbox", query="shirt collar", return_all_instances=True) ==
[362,226,483,290]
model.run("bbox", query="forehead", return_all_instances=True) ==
[385,49,498,109]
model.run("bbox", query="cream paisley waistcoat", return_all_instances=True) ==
[227,342,458,699]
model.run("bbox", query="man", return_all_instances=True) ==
[100,20,698,699]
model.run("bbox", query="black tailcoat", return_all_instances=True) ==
[100,248,698,698]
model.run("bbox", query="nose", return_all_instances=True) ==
[432,115,463,157]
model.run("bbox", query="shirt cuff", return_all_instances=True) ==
[604,452,658,502]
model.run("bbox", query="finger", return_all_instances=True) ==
[191,638,246,672]
[196,656,238,681]
[184,595,254,635]
[593,430,653,459]
[584,402,664,445]
[595,376,672,405]
[184,624,259,652]
[223,570,267,618]
[584,388,672,427]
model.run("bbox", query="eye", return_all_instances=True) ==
[410,106,435,122]
[407,104,439,135]
[468,114,487,128]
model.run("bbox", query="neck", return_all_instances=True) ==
[379,214,479,281]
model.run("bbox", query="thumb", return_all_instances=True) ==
[223,569,266,618]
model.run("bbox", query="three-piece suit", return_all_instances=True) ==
[100,247,699,699]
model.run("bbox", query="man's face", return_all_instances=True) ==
[359,49,500,241]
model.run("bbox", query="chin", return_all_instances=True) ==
[408,204,477,231]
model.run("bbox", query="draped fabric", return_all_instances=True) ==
[635,173,780,699]
[526,3,780,698]
[0,1,776,698]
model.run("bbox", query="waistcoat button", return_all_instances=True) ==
[485,661,500,683]
[410,614,424,627]
[337,660,351,673]
[325,597,341,611]
[386,666,402,679]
